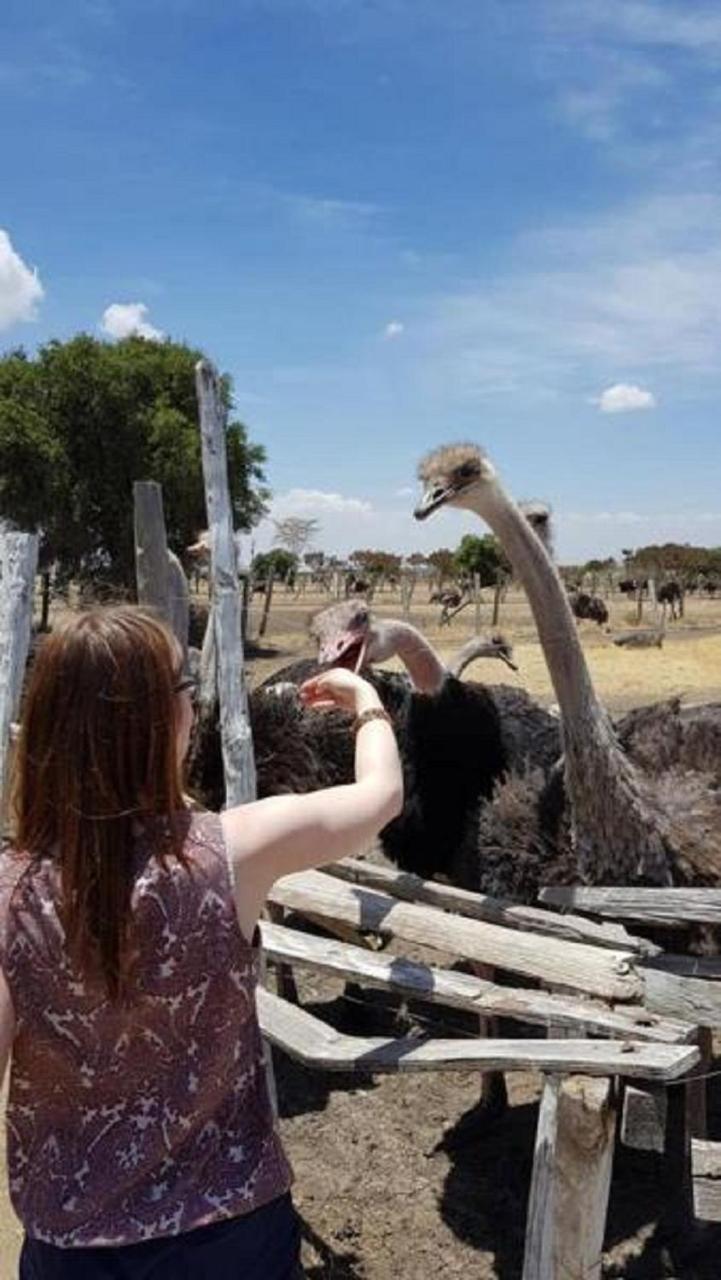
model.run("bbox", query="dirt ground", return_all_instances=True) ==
[2,583,721,1277]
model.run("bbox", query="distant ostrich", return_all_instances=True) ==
[658,580,683,620]
[414,443,721,892]
[429,586,465,624]
[613,624,664,650]
[570,592,609,627]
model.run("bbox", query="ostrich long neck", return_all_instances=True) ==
[374,621,446,693]
[471,482,671,884]
[476,487,601,731]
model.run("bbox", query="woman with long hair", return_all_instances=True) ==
[0,606,402,1278]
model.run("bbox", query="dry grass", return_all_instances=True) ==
[243,582,721,713]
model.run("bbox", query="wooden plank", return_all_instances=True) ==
[133,481,171,619]
[621,1083,667,1152]
[195,359,256,804]
[167,550,190,662]
[692,1140,721,1222]
[687,1026,712,1140]
[331,859,658,955]
[692,1138,721,1178]
[268,870,643,1001]
[522,1074,560,1280]
[260,922,694,1043]
[133,483,189,660]
[0,532,38,810]
[540,885,721,926]
[553,1076,616,1280]
[644,964,721,1028]
[256,990,699,1079]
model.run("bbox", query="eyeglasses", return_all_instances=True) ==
[173,673,199,695]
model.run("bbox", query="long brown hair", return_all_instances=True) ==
[12,606,187,1000]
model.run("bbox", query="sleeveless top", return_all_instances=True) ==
[0,811,292,1247]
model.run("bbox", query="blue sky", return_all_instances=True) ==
[3,0,721,562]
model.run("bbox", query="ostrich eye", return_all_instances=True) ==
[458,461,478,480]
[356,610,369,625]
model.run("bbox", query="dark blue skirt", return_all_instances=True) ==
[19,1193,302,1279]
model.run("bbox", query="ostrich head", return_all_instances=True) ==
[414,443,496,520]
[415,445,553,553]
[308,600,377,671]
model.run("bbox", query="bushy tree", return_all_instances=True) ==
[426,548,456,583]
[454,533,509,587]
[252,549,297,584]
[349,550,402,582]
[0,334,268,593]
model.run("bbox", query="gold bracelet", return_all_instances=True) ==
[353,707,392,734]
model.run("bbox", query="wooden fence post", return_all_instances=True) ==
[133,481,189,661]
[134,481,170,616]
[0,532,39,813]
[523,1074,616,1280]
[194,359,256,806]
[472,573,482,631]
[258,571,275,639]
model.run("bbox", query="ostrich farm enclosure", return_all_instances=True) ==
[2,580,721,1277]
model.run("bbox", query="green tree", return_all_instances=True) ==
[349,549,402,583]
[0,335,268,594]
[426,548,456,583]
[454,533,509,587]
[252,549,297,584]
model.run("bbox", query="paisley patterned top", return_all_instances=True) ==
[0,811,292,1247]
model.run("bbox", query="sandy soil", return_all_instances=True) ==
[2,583,721,1277]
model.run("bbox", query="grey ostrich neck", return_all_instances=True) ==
[374,620,446,694]
[474,484,671,885]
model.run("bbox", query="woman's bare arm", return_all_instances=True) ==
[220,670,403,942]
[0,969,14,1089]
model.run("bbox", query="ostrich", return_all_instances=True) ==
[188,598,561,885]
[414,443,721,890]
[263,598,560,782]
[613,624,664,650]
[658,580,683,620]
[570,592,609,627]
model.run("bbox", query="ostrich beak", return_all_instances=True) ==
[354,635,369,673]
[498,652,519,672]
[414,482,455,521]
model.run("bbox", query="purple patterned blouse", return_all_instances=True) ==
[0,811,292,1247]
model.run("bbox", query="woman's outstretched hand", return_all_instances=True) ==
[298,668,382,716]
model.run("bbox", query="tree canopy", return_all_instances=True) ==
[0,335,268,589]
[252,548,298,583]
[453,533,509,587]
[349,549,402,582]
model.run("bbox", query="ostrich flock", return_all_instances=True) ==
[188,441,721,903]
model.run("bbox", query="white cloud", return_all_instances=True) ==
[285,194,379,229]
[0,230,43,331]
[402,193,721,407]
[597,383,657,413]
[100,302,164,341]
[383,320,404,339]
[272,488,373,517]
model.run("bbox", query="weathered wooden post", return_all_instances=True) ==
[523,1073,617,1280]
[492,576,504,627]
[0,532,39,816]
[472,572,482,631]
[400,572,415,620]
[133,481,189,662]
[194,360,257,805]
[258,570,275,639]
[134,481,170,616]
